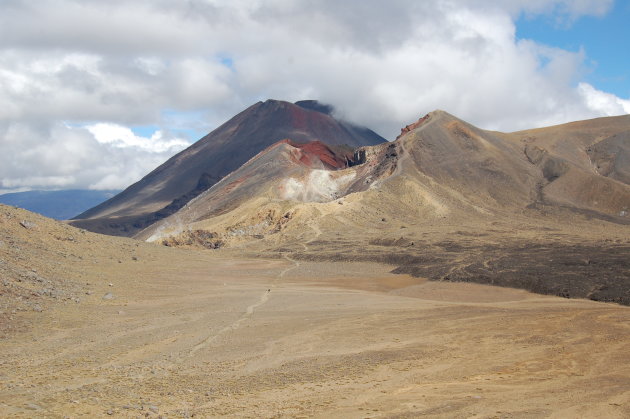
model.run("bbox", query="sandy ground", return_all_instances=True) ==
[1,251,629,418]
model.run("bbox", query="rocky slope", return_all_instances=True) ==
[136,138,367,244]
[0,204,186,337]
[498,114,630,217]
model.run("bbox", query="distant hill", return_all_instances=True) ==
[0,190,120,220]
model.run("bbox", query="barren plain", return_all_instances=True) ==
[1,205,629,418]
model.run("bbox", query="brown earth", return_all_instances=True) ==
[1,205,629,418]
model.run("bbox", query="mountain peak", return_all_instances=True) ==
[70,99,386,236]
[396,113,433,140]
[294,100,335,115]
[396,110,469,140]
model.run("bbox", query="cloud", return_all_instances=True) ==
[577,82,630,115]
[0,0,627,193]
[500,0,613,24]
[85,123,190,153]
[0,121,190,192]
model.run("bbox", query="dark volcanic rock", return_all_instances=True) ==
[390,243,630,306]
[289,240,630,306]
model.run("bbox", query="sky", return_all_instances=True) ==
[1,0,629,193]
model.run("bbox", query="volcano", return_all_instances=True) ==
[70,99,386,236]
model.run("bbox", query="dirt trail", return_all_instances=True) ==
[184,253,301,361]
[390,132,411,180]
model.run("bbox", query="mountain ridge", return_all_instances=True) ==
[0,189,120,220]
[138,109,630,249]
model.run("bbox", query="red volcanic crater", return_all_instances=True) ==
[278,139,352,170]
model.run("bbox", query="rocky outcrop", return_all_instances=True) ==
[396,113,431,140]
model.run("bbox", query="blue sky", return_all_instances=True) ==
[132,110,210,142]
[516,1,630,98]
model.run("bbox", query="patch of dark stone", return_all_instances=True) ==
[281,241,630,306]
[391,243,630,306]
[161,230,223,249]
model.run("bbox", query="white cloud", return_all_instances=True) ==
[0,121,190,192]
[578,82,630,115]
[85,123,190,153]
[0,0,627,193]
[1,175,76,189]
[469,0,613,21]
